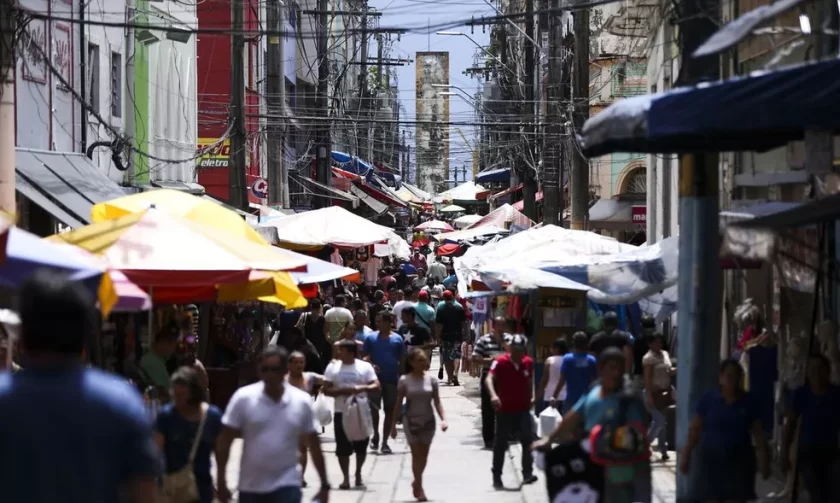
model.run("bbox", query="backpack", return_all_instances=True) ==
[588,390,649,467]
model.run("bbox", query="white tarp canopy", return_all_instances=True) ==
[439,181,488,202]
[257,206,408,251]
[435,225,509,243]
[466,203,533,230]
[453,214,483,228]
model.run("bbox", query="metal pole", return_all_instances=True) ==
[520,0,537,221]
[0,0,16,214]
[266,0,283,206]
[542,0,562,226]
[359,7,369,160]
[79,0,87,153]
[570,8,589,230]
[229,0,248,210]
[124,0,136,185]
[313,0,332,207]
[279,3,289,208]
[675,0,721,499]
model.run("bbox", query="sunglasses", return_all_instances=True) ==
[261,365,285,373]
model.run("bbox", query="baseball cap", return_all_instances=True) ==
[417,290,429,301]
[443,290,454,300]
[507,333,528,350]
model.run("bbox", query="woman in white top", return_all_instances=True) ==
[643,332,675,461]
[286,350,324,486]
[536,338,568,411]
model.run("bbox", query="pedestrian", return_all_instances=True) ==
[286,350,324,487]
[472,317,508,448]
[333,324,365,358]
[0,271,161,502]
[412,268,428,290]
[392,288,414,330]
[369,290,388,328]
[398,306,434,365]
[323,339,380,489]
[354,309,375,341]
[589,311,634,375]
[535,337,569,413]
[363,311,406,454]
[324,294,354,345]
[216,346,330,503]
[485,333,538,489]
[550,332,597,414]
[297,299,329,372]
[680,359,768,503]
[155,367,223,503]
[435,290,466,386]
[140,322,181,402]
[413,290,437,334]
[533,348,651,503]
[782,354,840,502]
[642,332,675,462]
[389,348,448,502]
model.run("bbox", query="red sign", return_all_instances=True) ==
[631,205,647,224]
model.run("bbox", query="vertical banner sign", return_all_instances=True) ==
[415,52,450,194]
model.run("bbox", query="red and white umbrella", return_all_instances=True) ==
[415,220,454,232]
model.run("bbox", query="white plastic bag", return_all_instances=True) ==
[313,394,332,427]
[538,407,561,438]
[342,396,373,442]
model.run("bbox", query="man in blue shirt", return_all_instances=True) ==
[363,311,406,454]
[551,331,598,414]
[0,271,160,503]
[782,354,840,501]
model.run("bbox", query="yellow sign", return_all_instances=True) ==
[196,138,231,168]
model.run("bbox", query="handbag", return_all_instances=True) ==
[652,388,675,410]
[162,403,209,503]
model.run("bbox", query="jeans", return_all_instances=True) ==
[492,411,534,478]
[239,486,303,503]
[644,391,668,455]
[800,444,840,503]
[479,367,495,446]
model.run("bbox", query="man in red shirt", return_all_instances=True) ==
[485,333,537,489]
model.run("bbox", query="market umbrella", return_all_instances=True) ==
[453,214,483,228]
[91,189,267,246]
[415,220,455,232]
[439,204,466,213]
[0,227,103,289]
[257,206,395,248]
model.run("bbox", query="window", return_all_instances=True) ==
[87,43,100,114]
[110,52,122,117]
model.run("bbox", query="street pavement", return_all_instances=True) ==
[216,362,790,503]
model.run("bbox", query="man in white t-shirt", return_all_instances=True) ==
[391,287,415,330]
[322,340,380,489]
[324,294,354,343]
[216,346,329,503]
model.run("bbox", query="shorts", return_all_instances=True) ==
[334,412,368,457]
[368,382,398,413]
[239,487,302,503]
[441,340,463,362]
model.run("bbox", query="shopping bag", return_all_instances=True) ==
[313,393,333,427]
[539,406,561,437]
[342,396,373,442]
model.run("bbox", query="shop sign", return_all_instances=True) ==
[631,205,647,225]
[251,178,268,199]
[196,138,231,168]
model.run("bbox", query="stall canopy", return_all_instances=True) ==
[416,220,455,232]
[453,214,483,228]
[475,167,511,184]
[257,206,403,249]
[512,191,543,210]
[732,194,836,230]
[278,248,361,284]
[439,181,490,203]
[435,225,509,244]
[579,59,840,157]
[466,203,533,230]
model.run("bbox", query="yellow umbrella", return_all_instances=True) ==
[91,189,267,246]
[217,270,308,308]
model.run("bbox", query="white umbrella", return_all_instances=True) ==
[453,214,483,228]
[439,204,466,213]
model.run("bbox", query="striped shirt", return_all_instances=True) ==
[473,334,506,368]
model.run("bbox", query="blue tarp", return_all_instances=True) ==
[476,167,511,184]
[580,59,840,157]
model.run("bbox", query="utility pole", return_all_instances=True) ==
[228,0,248,210]
[357,6,369,160]
[542,0,562,226]
[124,0,136,186]
[266,0,288,207]
[401,129,407,179]
[313,0,332,207]
[520,0,538,221]
[0,0,16,214]
[79,0,87,153]
[570,8,589,230]
[674,0,721,499]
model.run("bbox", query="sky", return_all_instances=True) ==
[369,0,494,183]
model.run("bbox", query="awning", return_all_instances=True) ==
[579,59,840,157]
[16,148,128,228]
[489,183,523,202]
[297,176,359,207]
[349,185,388,215]
[476,167,511,184]
[151,180,205,194]
[512,191,544,211]
[588,199,639,231]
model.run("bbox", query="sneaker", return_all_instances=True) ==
[660,453,670,462]
[438,368,444,380]
[381,444,393,455]
[522,474,538,485]
[369,439,379,451]
[493,477,504,490]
